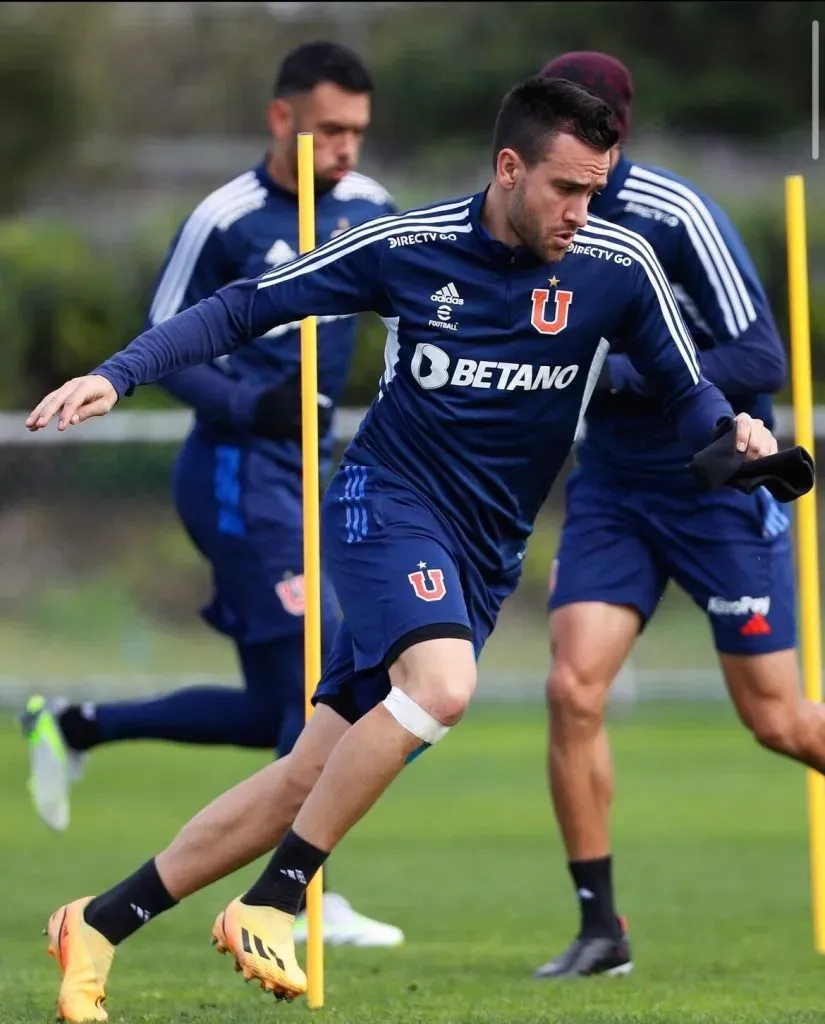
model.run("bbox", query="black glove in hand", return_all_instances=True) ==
[250,382,334,442]
[690,417,815,503]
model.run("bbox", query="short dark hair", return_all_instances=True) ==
[273,41,374,98]
[492,76,620,168]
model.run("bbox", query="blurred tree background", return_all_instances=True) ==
[1,1,822,407]
[0,1,822,689]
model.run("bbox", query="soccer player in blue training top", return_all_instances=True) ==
[531,52,814,981]
[27,75,783,1018]
[20,40,403,950]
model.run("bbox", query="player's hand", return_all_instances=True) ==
[250,381,334,442]
[25,375,119,433]
[734,412,777,461]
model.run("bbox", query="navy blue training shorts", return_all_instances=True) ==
[312,457,519,723]
[548,468,796,656]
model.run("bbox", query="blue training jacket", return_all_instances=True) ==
[93,188,738,581]
[146,160,396,477]
[576,154,786,490]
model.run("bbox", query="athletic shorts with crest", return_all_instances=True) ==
[312,455,519,724]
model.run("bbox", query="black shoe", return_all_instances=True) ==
[533,917,633,979]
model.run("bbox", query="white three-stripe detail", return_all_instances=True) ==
[575,338,611,442]
[580,216,701,383]
[256,197,474,290]
[620,166,756,336]
[149,171,266,324]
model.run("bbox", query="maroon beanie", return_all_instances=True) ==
[540,51,633,141]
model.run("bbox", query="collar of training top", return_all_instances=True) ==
[468,187,548,269]
[253,157,298,202]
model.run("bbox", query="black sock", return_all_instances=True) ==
[569,856,620,938]
[57,703,100,752]
[242,828,329,916]
[83,858,178,945]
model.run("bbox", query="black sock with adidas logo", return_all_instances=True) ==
[569,855,621,938]
[242,828,329,916]
[83,858,178,945]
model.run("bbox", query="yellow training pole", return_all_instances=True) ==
[297,131,324,1004]
[785,173,825,955]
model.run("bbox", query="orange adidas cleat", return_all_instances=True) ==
[45,898,115,1022]
[211,897,307,1002]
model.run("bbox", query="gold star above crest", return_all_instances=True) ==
[549,276,560,287]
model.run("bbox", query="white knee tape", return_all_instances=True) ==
[382,687,451,745]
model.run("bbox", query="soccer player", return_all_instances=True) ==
[27,76,781,1020]
[530,52,809,980]
[20,40,403,949]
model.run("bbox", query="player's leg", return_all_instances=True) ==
[211,460,504,1001]
[681,489,825,771]
[21,439,324,830]
[23,626,323,829]
[535,472,666,980]
[43,686,353,1024]
[288,636,474,849]
[237,620,407,948]
[33,655,293,750]
[20,644,298,835]
[211,631,474,997]
[21,437,290,831]
[720,648,825,769]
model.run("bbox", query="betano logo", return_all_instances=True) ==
[410,343,579,392]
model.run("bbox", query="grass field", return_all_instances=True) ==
[2,701,823,1024]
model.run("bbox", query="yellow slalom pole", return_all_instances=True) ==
[297,131,324,1005]
[785,173,825,955]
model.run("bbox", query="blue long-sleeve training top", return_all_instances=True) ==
[144,160,395,473]
[577,155,786,489]
[92,189,736,579]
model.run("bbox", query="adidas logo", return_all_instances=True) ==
[740,613,771,636]
[241,927,286,970]
[430,282,464,306]
[279,867,307,884]
[265,239,298,267]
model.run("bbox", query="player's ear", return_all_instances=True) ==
[496,148,522,191]
[266,98,295,143]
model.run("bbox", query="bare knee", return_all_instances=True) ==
[545,604,639,740]
[722,651,805,758]
[547,659,610,738]
[407,668,476,726]
[746,702,802,756]
[391,637,477,727]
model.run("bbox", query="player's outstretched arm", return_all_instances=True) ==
[25,219,390,433]
[25,286,258,432]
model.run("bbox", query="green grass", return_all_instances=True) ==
[2,702,824,1023]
